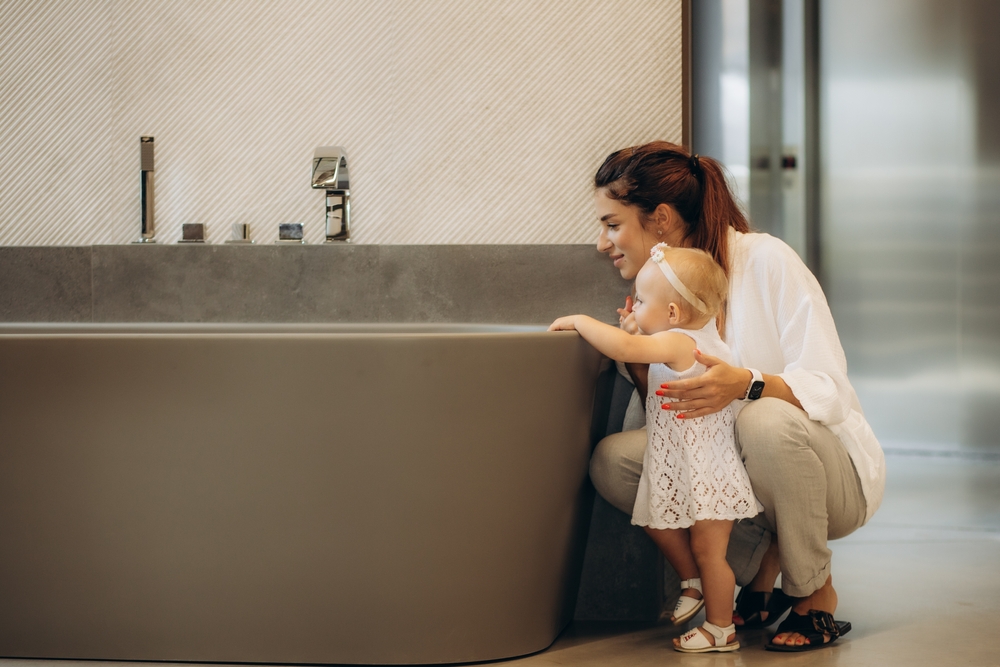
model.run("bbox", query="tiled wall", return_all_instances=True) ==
[0,0,683,246]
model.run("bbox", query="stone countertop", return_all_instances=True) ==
[0,244,628,325]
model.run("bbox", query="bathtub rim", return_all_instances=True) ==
[0,322,557,336]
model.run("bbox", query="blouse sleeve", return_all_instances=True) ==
[755,238,855,426]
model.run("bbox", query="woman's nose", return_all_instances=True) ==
[596,230,612,252]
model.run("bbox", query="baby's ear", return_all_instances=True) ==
[667,302,682,323]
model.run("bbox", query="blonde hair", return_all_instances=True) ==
[650,245,728,325]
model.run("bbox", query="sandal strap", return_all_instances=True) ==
[735,588,768,616]
[701,621,736,646]
[680,578,702,593]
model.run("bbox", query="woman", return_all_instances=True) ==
[588,142,885,652]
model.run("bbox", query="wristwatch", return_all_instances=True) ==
[743,368,765,401]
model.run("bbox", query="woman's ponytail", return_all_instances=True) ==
[685,154,750,284]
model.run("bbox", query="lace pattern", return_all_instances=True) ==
[631,319,762,530]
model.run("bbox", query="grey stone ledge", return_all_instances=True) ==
[2,244,629,325]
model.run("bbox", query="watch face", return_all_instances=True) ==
[748,381,765,400]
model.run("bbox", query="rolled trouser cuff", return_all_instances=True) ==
[735,398,866,598]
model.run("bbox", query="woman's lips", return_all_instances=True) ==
[612,255,624,267]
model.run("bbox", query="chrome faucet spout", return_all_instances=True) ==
[311,146,351,243]
[134,136,156,243]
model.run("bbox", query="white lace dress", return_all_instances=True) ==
[631,319,762,530]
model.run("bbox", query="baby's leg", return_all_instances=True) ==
[689,519,736,632]
[643,527,703,622]
[644,526,699,587]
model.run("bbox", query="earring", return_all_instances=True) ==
[657,230,663,236]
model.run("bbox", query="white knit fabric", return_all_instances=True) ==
[632,319,762,530]
[725,230,885,523]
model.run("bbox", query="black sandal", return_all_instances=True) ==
[734,587,793,629]
[765,609,851,652]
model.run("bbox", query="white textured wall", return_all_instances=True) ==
[0,0,683,245]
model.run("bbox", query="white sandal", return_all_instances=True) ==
[671,578,705,625]
[675,621,740,653]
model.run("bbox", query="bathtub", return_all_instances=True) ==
[0,323,604,665]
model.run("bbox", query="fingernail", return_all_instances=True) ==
[655,390,665,396]
[661,384,670,389]
[663,404,671,409]
[676,413,685,419]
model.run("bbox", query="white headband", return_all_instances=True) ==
[649,243,708,314]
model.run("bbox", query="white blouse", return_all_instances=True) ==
[726,230,885,523]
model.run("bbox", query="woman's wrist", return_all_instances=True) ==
[740,368,753,399]
[759,373,803,410]
[729,367,753,402]
[740,368,766,401]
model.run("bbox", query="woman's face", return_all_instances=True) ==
[595,190,661,281]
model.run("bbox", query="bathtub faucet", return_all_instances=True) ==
[134,137,156,243]
[311,146,351,243]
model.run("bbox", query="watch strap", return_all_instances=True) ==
[744,368,765,401]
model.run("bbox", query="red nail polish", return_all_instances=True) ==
[655,390,665,396]
[676,413,684,419]
[662,384,670,389]
[663,404,671,409]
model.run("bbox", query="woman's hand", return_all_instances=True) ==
[548,315,579,332]
[656,349,751,419]
[617,295,640,335]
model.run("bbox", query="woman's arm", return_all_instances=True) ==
[655,350,802,419]
[625,363,649,403]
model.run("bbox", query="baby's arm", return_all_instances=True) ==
[548,315,694,365]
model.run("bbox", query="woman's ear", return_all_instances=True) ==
[652,203,681,237]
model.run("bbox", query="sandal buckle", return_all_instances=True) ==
[809,610,840,637]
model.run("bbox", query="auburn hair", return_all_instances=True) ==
[594,141,750,281]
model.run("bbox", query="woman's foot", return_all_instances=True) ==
[771,575,838,647]
[733,538,782,626]
[733,587,793,628]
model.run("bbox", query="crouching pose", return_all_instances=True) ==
[584,142,884,652]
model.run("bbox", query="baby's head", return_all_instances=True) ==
[632,244,727,334]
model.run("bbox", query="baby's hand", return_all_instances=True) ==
[617,296,639,335]
[548,315,579,332]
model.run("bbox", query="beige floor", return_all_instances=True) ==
[509,451,1000,667]
[2,451,998,667]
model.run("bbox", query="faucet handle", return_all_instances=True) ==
[225,223,254,244]
[311,146,349,190]
[179,223,206,243]
[277,222,306,244]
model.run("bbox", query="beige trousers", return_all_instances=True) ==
[590,397,867,597]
